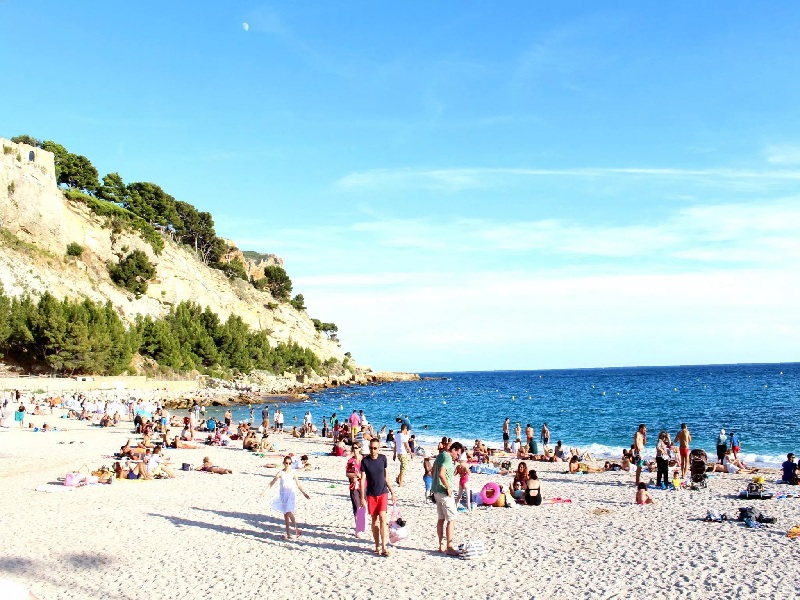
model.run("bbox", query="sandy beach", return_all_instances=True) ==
[1,407,799,600]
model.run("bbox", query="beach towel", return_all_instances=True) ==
[35,484,76,493]
[469,465,499,475]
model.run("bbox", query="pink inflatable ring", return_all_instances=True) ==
[480,482,501,505]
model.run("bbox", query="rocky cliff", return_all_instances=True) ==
[0,137,369,379]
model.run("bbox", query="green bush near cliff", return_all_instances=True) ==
[0,286,322,376]
[135,302,321,374]
[65,190,165,254]
[108,250,156,297]
[66,242,84,257]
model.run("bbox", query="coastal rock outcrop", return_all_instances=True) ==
[0,137,372,374]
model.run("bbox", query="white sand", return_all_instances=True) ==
[1,409,799,600]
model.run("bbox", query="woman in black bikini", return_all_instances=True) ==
[525,469,542,506]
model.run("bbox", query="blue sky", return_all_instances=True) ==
[2,2,799,371]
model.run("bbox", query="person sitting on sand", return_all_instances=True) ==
[124,457,150,480]
[525,469,543,506]
[259,433,275,452]
[570,448,594,462]
[295,455,312,471]
[172,436,200,450]
[331,437,347,457]
[243,431,259,451]
[291,426,301,438]
[722,450,757,474]
[781,453,798,484]
[146,446,176,478]
[513,461,529,489]
[621,454,633,472]
[635,482,655,505]
[516,445,533,460]
[196,457,232,474]
[511,480,525,502]
[179,425,193,442]
[472,440,489,463]
[553,441,566,461]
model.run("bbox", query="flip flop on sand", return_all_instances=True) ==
[381,548,391,557]
[445,548,460,557]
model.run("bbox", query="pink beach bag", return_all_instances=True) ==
[388,505,408,544]
[355,506,366,535]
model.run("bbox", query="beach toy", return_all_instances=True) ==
[480,482,501,506]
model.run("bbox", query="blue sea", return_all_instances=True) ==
[220,363,799,467]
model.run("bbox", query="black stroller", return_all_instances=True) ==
[689,448,708,489]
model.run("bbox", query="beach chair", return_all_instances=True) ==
[689,449,708,489]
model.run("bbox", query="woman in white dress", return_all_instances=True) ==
[270,456,311,539]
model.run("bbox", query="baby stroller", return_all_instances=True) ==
[689,449,708,489]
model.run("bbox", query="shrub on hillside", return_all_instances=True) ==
[66,242,84,257]
[108,250,156,297]
[263,265,292,301]
[289,293,306,311]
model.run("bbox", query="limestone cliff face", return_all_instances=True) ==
[0,138,346,366]
[218,240,283,282]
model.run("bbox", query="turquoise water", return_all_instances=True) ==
[221,363,799,467]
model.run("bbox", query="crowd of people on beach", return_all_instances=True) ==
[6,389,800,559]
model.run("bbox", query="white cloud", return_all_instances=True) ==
[279,198,800,263]
[251,198,800,371]
[335,166,800,192]
[301,268,800,371]
[765,144,800,165]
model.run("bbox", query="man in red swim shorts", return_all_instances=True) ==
[674,423,692,479]
[360,440,396,556]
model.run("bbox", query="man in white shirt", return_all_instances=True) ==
[393,424,412,486]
